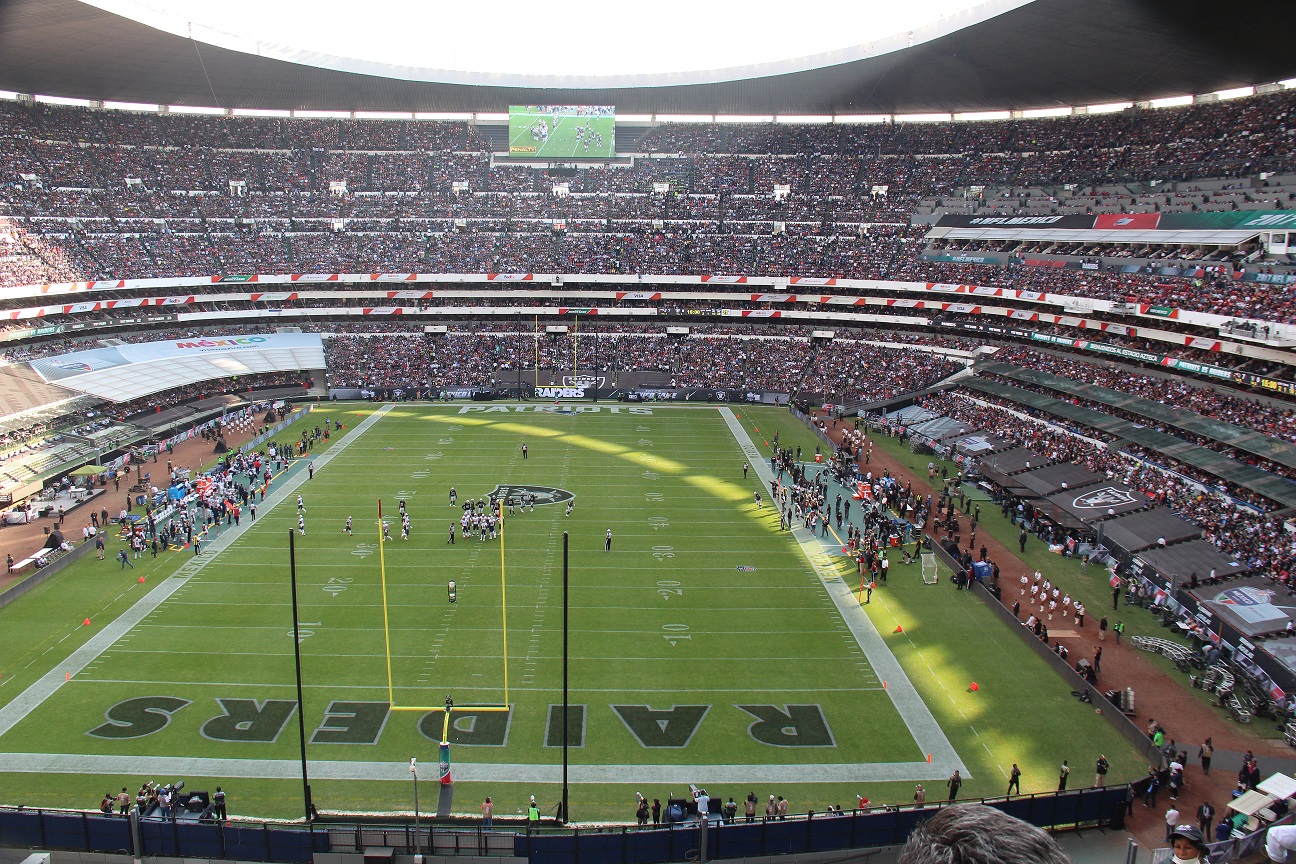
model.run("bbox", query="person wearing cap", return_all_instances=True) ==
[1169,824,1211,862]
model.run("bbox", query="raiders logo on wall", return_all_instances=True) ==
[1071,487,1137,509]
[562,375,606,388]
[487,484,574,506]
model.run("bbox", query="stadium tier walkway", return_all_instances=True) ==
[980,361,1296,474]
[963,376,1296,508]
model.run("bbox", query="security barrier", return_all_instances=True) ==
[1,786,1129,864]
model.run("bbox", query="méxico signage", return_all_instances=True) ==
[920,253,1002,265]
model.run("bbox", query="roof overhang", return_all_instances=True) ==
[1,0,1293,114]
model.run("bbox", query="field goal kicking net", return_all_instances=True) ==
[374,499,511,737]
[922,553,940,585]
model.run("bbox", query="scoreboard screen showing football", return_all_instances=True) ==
[509,105,615,158]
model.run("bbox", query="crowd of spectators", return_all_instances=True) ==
[5,216,1294,321]
[2,92,1296,322]
[324,330,961,401]
[919,391,1296,578]
[638,90,1296,177]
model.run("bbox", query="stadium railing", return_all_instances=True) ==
[0,524,97,610]
[0,786,1131,864]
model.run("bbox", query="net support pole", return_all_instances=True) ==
[562,530,570,824]
[500,500,509,706]
[377,499,395,706]
[289,529,314,821]
[436,708,453,818]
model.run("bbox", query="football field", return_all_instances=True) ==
[0,403,1138,820]
[509,111,614,158]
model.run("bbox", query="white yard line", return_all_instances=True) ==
[719,407,968,777]
[0,405,392,740]
[0,752,957,784]
[55,677,884,694]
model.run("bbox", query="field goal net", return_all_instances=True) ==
[921,553,939,585]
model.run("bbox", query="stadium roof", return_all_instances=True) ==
[0,0,1293,115]
[75,0,1029,90]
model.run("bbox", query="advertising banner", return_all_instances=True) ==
[937,210,1296,232]
[934,215,1098,229]
[1093,213,1161,230]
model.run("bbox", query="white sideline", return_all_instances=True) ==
[0,752,962,785]
[0,404,392,740]
[718,407,968,778]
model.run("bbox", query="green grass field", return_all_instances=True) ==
[0,403,1141,821]
[509,109,614,159]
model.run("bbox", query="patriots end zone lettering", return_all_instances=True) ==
[86,699,833,748]
[458,406,653,414]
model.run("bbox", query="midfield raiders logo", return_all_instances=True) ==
[488,483,574,506]
[1072,487,1137,509]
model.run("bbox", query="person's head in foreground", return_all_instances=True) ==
[897,804,1073,864]
[1170,824,1211,862]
